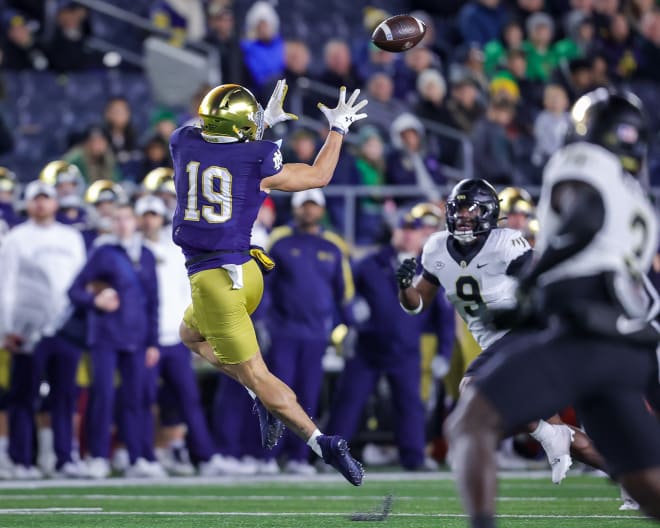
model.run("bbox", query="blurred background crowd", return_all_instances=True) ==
[0,0,659,480]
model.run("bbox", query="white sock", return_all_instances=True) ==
[169,438,185,449]
[38,427,54,454]
[529,419,554,442]
[306,429,323,457]
[245,388,256,400]
[0,436,7,456]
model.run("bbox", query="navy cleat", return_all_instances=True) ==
[253,398,285,450]
[317,435,364,486]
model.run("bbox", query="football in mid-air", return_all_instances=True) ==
[371,14,427,53]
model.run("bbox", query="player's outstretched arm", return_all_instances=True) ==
[261,87,367,192]
[396,258,439,314]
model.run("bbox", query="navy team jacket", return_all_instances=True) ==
[68,237,159,352]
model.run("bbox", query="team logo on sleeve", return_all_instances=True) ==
[273,149,283,171]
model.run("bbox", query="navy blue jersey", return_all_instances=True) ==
[170,126,283,274]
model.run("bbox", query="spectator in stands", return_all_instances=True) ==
[151,0,206,46]
[523,12,558,82]
[317,40,363,93]
[510,0,546,21]
[65,126,121,183]
[1,10,48,70]
[282,40,315,117]
[596,12,639,80]
[141,135,173,178]
[358,41,399,81]
[364,72,409,138]
[504,49,545,110]
[440,75,485,134]
[240,1,285,96]
[414,69,451,125]
[263,189,354,475]
[592,0,619,40]
[206,3,246,85]
[393,46,441,102]
[553,56,597,101]
[458,0,508,48]
[68,203,159,479]
[625,0,655,32]
[386,113,444,202]
[325,204,454,472]
[47,3,101,72]
[1,181,86,478]
[553,12,597,64]
[353,126,388,244]
[103,97,140,169]
[532,84,571,166]
[636,8,660,82]
[484,20,525,77]
[471,97,517,185]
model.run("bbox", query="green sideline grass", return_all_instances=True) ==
[0,475,648,528]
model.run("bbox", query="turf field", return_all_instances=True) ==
[0,472,649,528]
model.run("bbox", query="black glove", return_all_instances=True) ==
[396,258,417,290]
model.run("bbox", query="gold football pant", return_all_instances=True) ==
[183,260,263,364]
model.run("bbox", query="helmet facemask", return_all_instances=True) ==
[447,199,496,244]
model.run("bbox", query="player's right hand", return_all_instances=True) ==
[396,258,417,290]
[318,87,368,134]
[94,288,120,312]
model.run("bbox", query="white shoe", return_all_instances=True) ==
[620,487,640,511]
[362,443,398,466]
[284,460,317,476]
[86,457,111,479]
[538,425,574,484]
[238,456,260,474]
[199,454,258,476]
[111,448,130,472]
[54,461,88,479]
[157,446,196,476]
[37,450,57,477]
[13,465,43,480]
[124,458,168,478]
[495,449,529,470]
[0,454,13,480]
[257,458,280,475]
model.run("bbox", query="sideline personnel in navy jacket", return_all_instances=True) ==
[68,203,159,478]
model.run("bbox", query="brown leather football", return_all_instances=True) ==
[371,14,426,53]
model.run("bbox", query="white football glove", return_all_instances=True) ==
[318,86,368,134]
[263,79,298,128]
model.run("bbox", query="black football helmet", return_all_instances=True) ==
[566,87,648,176]
[446,178,500,244]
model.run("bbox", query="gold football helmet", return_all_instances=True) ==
[198,84,265,142]
[39,160,83,186]
[84,179,126,205]
[498,186,534,216]
[142,167,175,195]
[406,202,444,229]
[0,167,16,192]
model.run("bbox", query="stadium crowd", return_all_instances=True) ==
[0,0,659,479]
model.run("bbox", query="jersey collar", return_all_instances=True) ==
[446,231,490,267]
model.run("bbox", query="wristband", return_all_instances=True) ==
[330,126,346,136]
[400,298,424,315]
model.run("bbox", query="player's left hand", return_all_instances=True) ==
[264,79,298,128]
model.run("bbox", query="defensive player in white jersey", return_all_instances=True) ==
[445,89,660,528]
[396,178,598,483]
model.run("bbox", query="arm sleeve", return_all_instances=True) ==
[260,143,284,177]
[68,248,105,309]
[522,181,605,287]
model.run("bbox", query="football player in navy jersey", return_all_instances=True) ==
[171,80,367,485]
